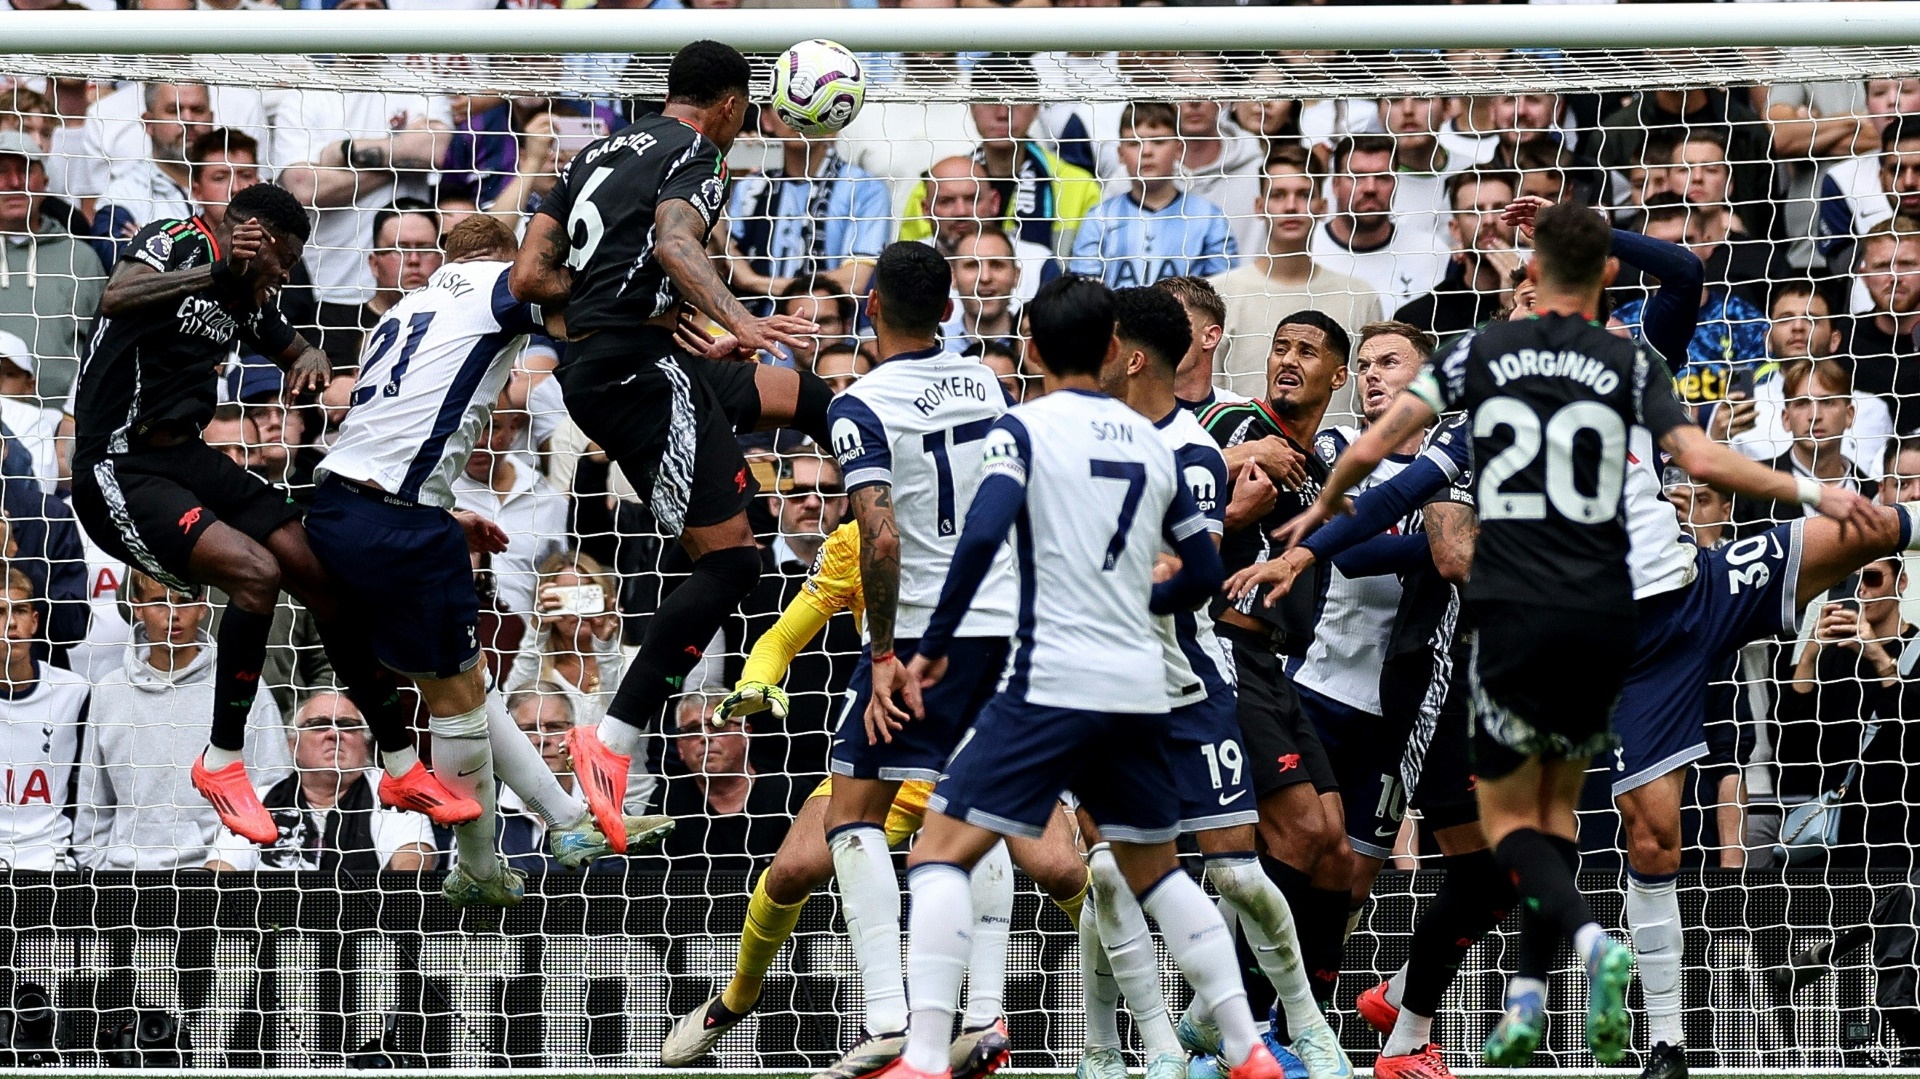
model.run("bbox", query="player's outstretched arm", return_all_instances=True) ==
[509,214,574,311]
[722,594,837,724]
[97,220,267,318]
[1661,424,1880,532]
[1274,391,1438,550]
[656,200,813,357]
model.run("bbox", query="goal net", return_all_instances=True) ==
[1,10,1918,1069]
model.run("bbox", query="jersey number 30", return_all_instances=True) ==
[1475,397,1627,523]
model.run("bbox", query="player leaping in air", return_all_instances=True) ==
[510,40,836,851]
[304,215,673,908]
[1245,202,1879,1067]
[70,183,480,846]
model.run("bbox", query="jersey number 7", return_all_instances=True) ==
[1090,459,1146,571]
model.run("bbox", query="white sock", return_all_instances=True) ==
[1079,895,1123,1050]
[1088,847,1181,1060]
[1901,502,1920,550]
[1381,1009,1434,1057]
[1573,922,1607,964]
[964,841,1012,1029]
[1507,976,1548,1006]
[486,692,588,828]
[595,715,641,757]
[202,745,243,770]
[1385,964,1407,1009]
[1627,874,1685,1047]
[904,862,972,1073]
[1207,855,1320,1036]
[381,744,419,780]
[429,705,499,879]
[1140,869,1256,1067]
[829,824,908,1034]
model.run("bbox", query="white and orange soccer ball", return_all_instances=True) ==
[770,39,866,138]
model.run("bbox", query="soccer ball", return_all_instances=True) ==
[770,39,866,138]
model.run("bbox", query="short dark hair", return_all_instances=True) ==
[966,53,1040,99]
[1028,274,1114,379]
[871,242,952,336]
[1274,309,1350,366]
[667,40,751,108]
[226,183,310,243]
[188,127,258,170]
[1120,101,1178,137]
[1640,189,1690,227]
[371,196,437,249]
[1155,275,1225,328]
[1532,200,1612,289]
[780,274,855,327]
[1885,113,1920,155]
[1113,287,1192,375]
[1331,134,1395,176]
[1444,169,1519,210]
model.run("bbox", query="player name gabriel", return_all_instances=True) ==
[1486,347,1622,395]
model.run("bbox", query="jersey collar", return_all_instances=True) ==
[188,216,221,261]
[883,345,944,364]
[1250,397,1309,446]
[1153,405,1181,429]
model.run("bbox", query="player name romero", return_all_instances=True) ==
[910,374,993,416]
[1486,348,1622,395]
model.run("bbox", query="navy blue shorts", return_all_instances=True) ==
[830,636,1008,782]
[1168,690,1259,833]
[304,477,481,680]
[931,698,1182,844]
[1611,521,1803,796]
[1298,682,1408,859]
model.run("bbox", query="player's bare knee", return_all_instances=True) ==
[225,550,282,613]
[764,853,826,905]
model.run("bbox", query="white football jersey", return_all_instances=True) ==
[982,389,1204,714]
[1625,426,1701,600]
[1290,426,1408,716]
[828,347,1018,639]
[0,666,90,871]
[1153,407,1232,709]
[316,260,541,508]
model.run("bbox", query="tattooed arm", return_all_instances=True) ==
[850,483,919,738]
[509,213,574,312]
[1425,500,1477,586]
[656,198,813,357]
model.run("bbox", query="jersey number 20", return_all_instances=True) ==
[1475,398,1627,523]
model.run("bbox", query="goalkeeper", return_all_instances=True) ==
[662,520,1091,1078]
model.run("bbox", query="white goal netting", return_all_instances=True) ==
[2,18,1920,1070]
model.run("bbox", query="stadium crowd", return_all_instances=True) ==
[0,3,1915,908]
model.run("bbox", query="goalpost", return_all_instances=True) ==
[5,6,1920,1071]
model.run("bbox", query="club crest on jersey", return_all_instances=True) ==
[830,417,863,465]
[1183,464,1218,513]
[143,231,173,264]
[1314,432,1340,465]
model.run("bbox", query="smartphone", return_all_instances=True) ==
[1726,364,1755,400]
[549,115,609,158]
[1832,572,1862,615]
[550,583,606,618]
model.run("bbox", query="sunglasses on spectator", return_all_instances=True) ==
[1863,566,1892,590]
[783,483,845,499]
[297,714,366,732]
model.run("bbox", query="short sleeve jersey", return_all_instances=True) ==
[1152,407,1232,713]
[73,217,297,466]
[1408,313,1687,614]
[1195,397,1331,653]
[983,389,1205,714]
[827,347,1017,640]
[534,115,730,336]
[1384,412,1476,664]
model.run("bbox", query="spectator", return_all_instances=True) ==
[68,64,266,225]
[1726,282,1893,471]
[1211,146,1380,396]
[207,692,435,873]
[203,408,258,469]
[0,568,89,871]
[498,685,599,873]
[1068,102,1233,289]
[222,359,309,489]
[654,693,805,869]
[912,155,1055,302]
[1819,112,1920,273]
[440,93,618,210]
[452,402,568,620]
[946,229,1023,352]
[507,550,626,730]
[0,430,87,662]
[0,129,106,405]
[1376,95,1459,250]
[1730,358,1879,536]
[813,345,868,395]
[1597,86,1777,240]
[0,331,65,493]
[976,337,1027,403]
[1884,434,1920,504]
[89,82,214,265]
[1667,129,1787,311]
[1392,170,1523,342]
[725,108,893,304]
[898,59,1101,261]
[1614,196,1768,406]
[185,127,260,229]
[1437,91,1573,177]
[316,200,443,369]
[1843,215,1920,432]
[775,276,856,372]
[1170,82,1265,257]
[73,572,290,870]
[1309,134,1449,316]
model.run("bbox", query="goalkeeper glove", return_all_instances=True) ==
[715,680,790,724]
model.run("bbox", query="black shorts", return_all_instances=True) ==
[558,327,762,534]
[72,441,302,594]
[1380,647,1479,833]
[1219,622,1336,797]
[1466,598,1637,780]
